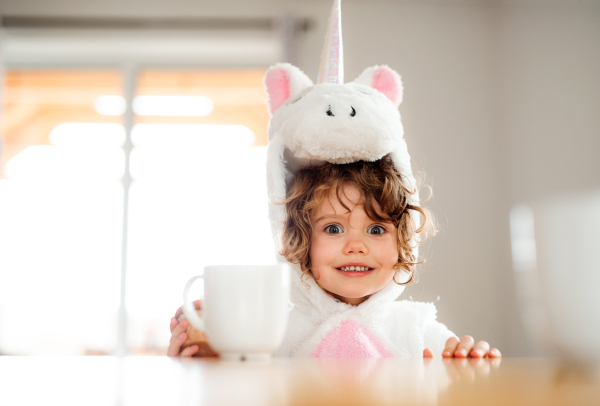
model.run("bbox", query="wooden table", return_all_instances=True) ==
[0,357,598,405]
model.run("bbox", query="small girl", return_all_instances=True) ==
[168,0,500,359]
[168,155,501,358]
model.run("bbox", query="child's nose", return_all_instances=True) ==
[343,236,368,255]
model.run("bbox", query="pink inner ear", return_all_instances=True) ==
[372,67,402,105]
[265,68,290,114]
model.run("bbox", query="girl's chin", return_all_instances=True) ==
[325,288,374,304]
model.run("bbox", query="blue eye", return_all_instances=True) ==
[325,224,343,234]
[367,225,386,235]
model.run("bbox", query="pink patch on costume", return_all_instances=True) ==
[312,321,393,358]
[264,68,290,114]
[372,67,403,106]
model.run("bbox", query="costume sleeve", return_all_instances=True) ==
[391,300,457,357]
[423,319,456,356]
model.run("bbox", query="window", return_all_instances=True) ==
[0,69,275,355]
[0,71,124,355]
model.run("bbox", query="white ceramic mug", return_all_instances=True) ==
[183,263,291,361]
[510,190,600,364]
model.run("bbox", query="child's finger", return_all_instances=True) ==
[442,336,460,358]
[487,348,502,358]
[469,340,490,358]
[167,331,187,357]
[169,317,178,334]
[169,319,189,344]
[174,306,184,320]
[423,348,434,358]
[180,345,199,357]
[454,335,474,358]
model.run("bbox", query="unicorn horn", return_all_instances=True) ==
[317,0,343,84]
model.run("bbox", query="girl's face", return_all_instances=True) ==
[309,185,399,306]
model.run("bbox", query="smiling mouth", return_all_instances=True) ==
[336,266,373,272]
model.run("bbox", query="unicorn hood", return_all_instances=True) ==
[264,0,453,357]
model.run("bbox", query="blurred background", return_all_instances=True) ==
[0,0,598,357]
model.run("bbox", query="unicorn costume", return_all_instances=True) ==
[265,0,455,357]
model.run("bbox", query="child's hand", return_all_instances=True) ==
[422,335,501,358]
[167,300,201,357]
[167,318,199,357]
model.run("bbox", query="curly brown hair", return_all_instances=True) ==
[278,154,435,286]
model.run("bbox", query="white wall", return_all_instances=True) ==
[1,0,598,356]
[494,3,600,355]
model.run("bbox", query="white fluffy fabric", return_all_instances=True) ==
[274,263,455,357]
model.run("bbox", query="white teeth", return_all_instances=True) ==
[339,266,371,272]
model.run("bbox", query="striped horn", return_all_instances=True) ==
[317,0,344,84]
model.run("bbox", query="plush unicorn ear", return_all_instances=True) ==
[264,63,314,115]
[353,65,403,107]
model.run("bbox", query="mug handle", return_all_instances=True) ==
[183,275,206,333]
